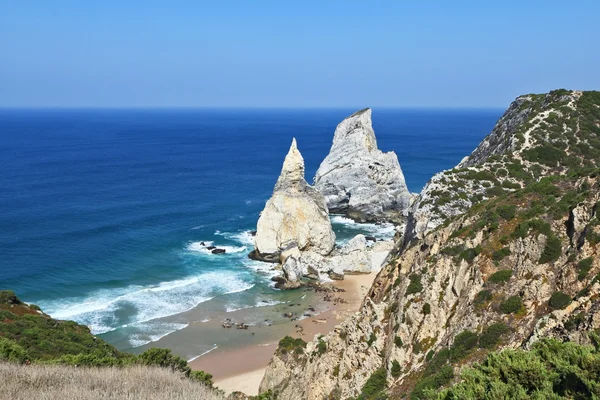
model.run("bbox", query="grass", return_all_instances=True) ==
[0,363,224,400]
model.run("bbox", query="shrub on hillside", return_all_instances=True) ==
[539,235,562,264]
[0,337,30,363]
[500,295,523,314]
[549,291,571,310]
[406,274,423,295]
[488,269,512,284]
[431,339,600,399]
[137,348,190,375]
[478,323,510,349]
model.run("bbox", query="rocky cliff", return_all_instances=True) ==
[259,90,600,399]
[314,108,412,223]
[251,138,336,262]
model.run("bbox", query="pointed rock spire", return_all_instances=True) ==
[275,138,305,190]
[251,139,335,262]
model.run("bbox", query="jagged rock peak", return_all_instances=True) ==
[275,138,304,189]
[251,139,335,262]
[314,108,412,223]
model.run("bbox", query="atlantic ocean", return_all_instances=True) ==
[0,108,502,350]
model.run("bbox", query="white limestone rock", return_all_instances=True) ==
[251,139,336,262]
[314,108,411,223]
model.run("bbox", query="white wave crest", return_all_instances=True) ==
[39,270,255,335]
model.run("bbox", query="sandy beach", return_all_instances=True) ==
[190,272,376,395]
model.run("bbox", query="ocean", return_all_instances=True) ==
[0,108,502,357]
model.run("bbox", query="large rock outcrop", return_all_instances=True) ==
[251,139,335,262]
[314,108,412,223]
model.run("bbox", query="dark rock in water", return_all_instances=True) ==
[249,249,279,263]
[271,276,287,284]
[212,248,226,254]
[236,323,249,330]
[365,236,377,242]
[250,230,257,236]
[222,319,233,328]
[207,245,216,250]
[200,241,206,246]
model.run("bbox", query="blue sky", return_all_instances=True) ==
[1,1,598,108]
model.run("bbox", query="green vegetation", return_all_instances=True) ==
[422,303,431,315]
[430,339,600,399]
[487,269,512,284]
[496,204,516,220]
[391,360,401,378]
[548,291,571,310]
[478,323,510,349]
[578,257,594,281]
[539,235,562,264]
[492,247,511,262]
[406,274,423,295]
[367,332,377,347]
[358,367,388,399]
[317,338,327,355]
[394,336,403,348]
[411,366,454,400]
[449,331,478,362]
[500,295,524,314]
[0,337,29,363]
[474,290,492,307]
[277,335,307,355]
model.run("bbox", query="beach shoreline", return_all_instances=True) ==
[190,272,376,395]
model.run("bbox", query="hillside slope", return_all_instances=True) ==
[259,90,600,400]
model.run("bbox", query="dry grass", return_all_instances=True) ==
[0,363,225,400]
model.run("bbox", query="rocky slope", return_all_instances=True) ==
[251,138,336,262]
[314,108,412,223]
[408,90,600,240]
[259,90,600,399]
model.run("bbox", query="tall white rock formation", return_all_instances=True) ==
[314,108,411,223]
[251,139,336,262]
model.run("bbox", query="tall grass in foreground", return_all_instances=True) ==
[0,363,225,400]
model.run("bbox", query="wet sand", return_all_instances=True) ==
[190,272,376,395]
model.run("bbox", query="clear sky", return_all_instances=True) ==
[1,1,598,108]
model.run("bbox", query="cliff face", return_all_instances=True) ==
[260,90,600,399]
[314,108,412,223]
[252,138,336,262]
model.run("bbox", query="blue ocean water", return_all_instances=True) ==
[0,108,502,349]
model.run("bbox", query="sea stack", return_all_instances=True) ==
[250,138,335,262]
[314,108,411,223]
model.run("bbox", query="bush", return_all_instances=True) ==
[578,257,594,281]
[189,370,214,387]
[450,331,478,362]
[391,360,401,378]
[539,235,562,264]
[549,291,571,310]
[478,323,510,349]
[277,336,307,355]
[496,204,517,220]
[435,339,600,399]
[492,248,511,262]
[422,303,431,315]
[359,367,388,399]
[367,332,376,347]
[0,337,30,363]
[487,269,512,284]
[394,336,403,348]
[138,348,190,375]
[317,338,327,355]
[411,365,453,399]
[474,290,492,306]
[406,274,423,295]
[500,295,523,314]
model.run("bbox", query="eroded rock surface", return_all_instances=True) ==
[314,108,411,223]
[251,139,336,262]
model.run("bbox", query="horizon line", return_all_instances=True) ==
[0,105,506,111]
